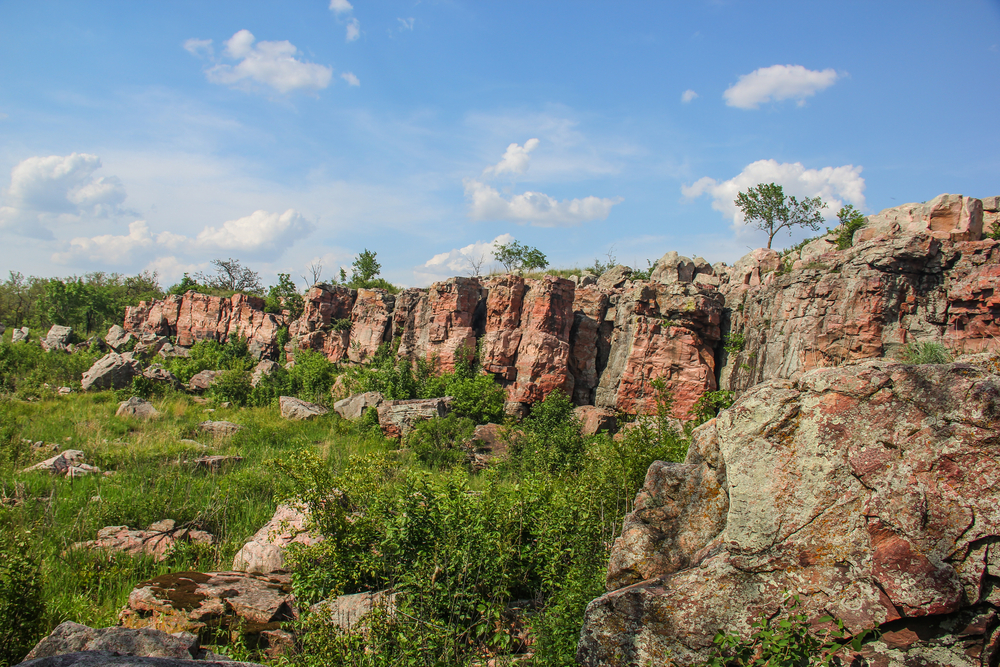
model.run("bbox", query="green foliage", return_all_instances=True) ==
[0,526,46,667]
[330,318,352,332]
[407,414,475,469]
[208,369,253,406]
[704,593,874,667]
[735,183,827,249]
[194,258,263,295]
[723,332,746,354]
[508,390,586,475]
[0,339,100,398]
[351,249,381,283]
[167,273,201,296]
[899,341,952,365]
[160,336,254,385]
[832,204,867,250]
[986,219,1000,241]
[691,390,736,426]
[265,273,304,320]
[630,259,654,281]
[493,240,549,274]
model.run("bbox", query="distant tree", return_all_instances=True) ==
[493,240,548,275]
[832,204,867,249]
[195,258,263,294]
[301,261,324,288]
[168,273,200,295]
[351,249,381,283]
[735,183,827,249]
[265,273,304,319]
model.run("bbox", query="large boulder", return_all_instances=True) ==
[857,193,984,244]
[310,590,396,630]
[41,325,74,352]
[70,521,215,563]
[232,503,322,574]
[649,251,695,285]
[11,326,30,343]
[188,371,224,392]
[197,421,241,437]
[119,571,297,635]
[278,396,329,421]
[81,353,141,391]
[333,391,383,420]
[578,357,1000,666]
[16,653,263,666]
[105,324,137,351]
[22,621,233,662]
[116,397,159,420]
[377,397,453,439]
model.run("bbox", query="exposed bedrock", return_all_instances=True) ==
[577,358,1000,667]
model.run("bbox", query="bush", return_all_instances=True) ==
[407,414,475,469]
[832,204,867,250]
[691,390,736,426]
[508,390,586,475]
[899,341,952,365]
[0,527,46,667]
[0,340,100,397]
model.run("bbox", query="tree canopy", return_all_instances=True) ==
[735,183,826,249]
[493,240,548,274]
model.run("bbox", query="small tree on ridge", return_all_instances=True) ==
[735,183,826,249]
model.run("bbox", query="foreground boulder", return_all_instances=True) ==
[232,503,322,574]
[116,397,159,420]
[119,571,297,635]
[376,397,453,438]
[578,357,1000,666]
[22,450,100,478]
[333,391,383,420]
[278,396,329,421]
[81,353,142,391]
[71,521,215,562]
[197,421,241,437]
[41,325,74,352]
[22,621,227,662]
[310,589,396,630]
[11,326,30,343]
[187,370,224,392]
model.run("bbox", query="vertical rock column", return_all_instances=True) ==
[479,275,527,383]
[569,286,610,405]
[508,276,576,406]
[395,277,481,372]
[289,284,356,362]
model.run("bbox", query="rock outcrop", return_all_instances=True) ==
[377,397,453,438]
[81,353,142,391]
[278,396,328,421]
[116,397,159,420]
[232,503,321,574]
[578,357,1000,666]
[41,325,74,352]
[22,621,236,663]
[71,521,215,562]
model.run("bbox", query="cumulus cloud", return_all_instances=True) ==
[345,18,360,42]
[329,0,353,13]
[196,30,333,93]
[53,220,154,264]
[195,208,312,253]
[681,89,698,103]
[464,179,621,227]
[424,233,514,274]
[724,64,839,109]
[0,153,128,233]
[483,138,540,178]
[681,159,866,228]
[341,72,360,86]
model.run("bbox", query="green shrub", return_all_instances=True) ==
[407,414,475,469]
[0,340,99,397]
[832,204,867,250]
[899,341,952,365]
[508,390,586,475]
[691,390,736,426]
[723,332,746,355]
[987,220,1000,241]
[0,527,46,667]
[208,369,253,406]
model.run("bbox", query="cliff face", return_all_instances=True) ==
[578,357,1000,667]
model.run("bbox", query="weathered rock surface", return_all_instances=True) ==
[347,289,395,363]
[141,365,182,390]
[105,325,136,351]
[508,276,576,406]
[250,360,280,387]
[197,421,241,437]
[17,653,262,666]
[858,193,984,243]
[578,358,1000,666]
[377,397,453,439]
[71,521,215,562]
[278,396,328,421]
[573,405,616,435]
[310,590,396,630]
[396,277,480,372]
[187,371,224,392]
[22,450,100,478]
[12,326,30,343]
[42,325,74,352]
[232,503,321,574]
[333,391,383,420]
[116,397,159,420]
[22,621,220,663]
[720,232,1000,392]
[81,353,142,391]
[119,571,297,635]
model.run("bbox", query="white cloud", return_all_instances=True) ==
[195,208,313,253]
[463,179,621,227]
[345,18,360,42]
[144,256,208,285]
[183,38,213,57]
[329,0,353,13]
[199,30,333,94]
[723,64,839,109]
[53,220,154,264]
[341,72,360,86]
[0,153,128,233]
[398,18,415,31]
[681,159,866,229]
[424,233,514,273]
[483,138,539,178]
[681,89,698,103]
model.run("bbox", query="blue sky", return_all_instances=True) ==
[1,0,998,289]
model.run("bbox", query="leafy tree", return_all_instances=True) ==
[265,273,304,319]
[735,183,827,249]
[832,204,867,249]
[351,249,381,283]
[195,258,263,294]
[168,273,200,295]
[493,240,549,274]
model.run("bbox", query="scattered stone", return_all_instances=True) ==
[197,421,241,437]
[11,326,30,343]
[650,251,695,284]
[70,522,215,562]
[573,405,617,435]
[232,503,322,574]
[134,332,168,357]
[142,365,182,389]
[376,397,453,438]
[81,353,142,391]
[158,342,190,358]
[105,325,137,352]
[250,360,281,387]
[22,450,91,476]
[333,391,383,420]
[310,589,396,630]
[596,265,633,290]
[192,455,243,472]
[22,620,235,663]
[17,653,261,666]
[42,325,74,352]
[279,396,329,421]
[188,370,224,392]
[119,571,298,635]
[116,397,159,420]
[57,386,73,395]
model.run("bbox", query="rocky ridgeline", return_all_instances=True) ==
[120,193,1000,419]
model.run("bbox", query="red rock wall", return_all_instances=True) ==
[395,277,480,372]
